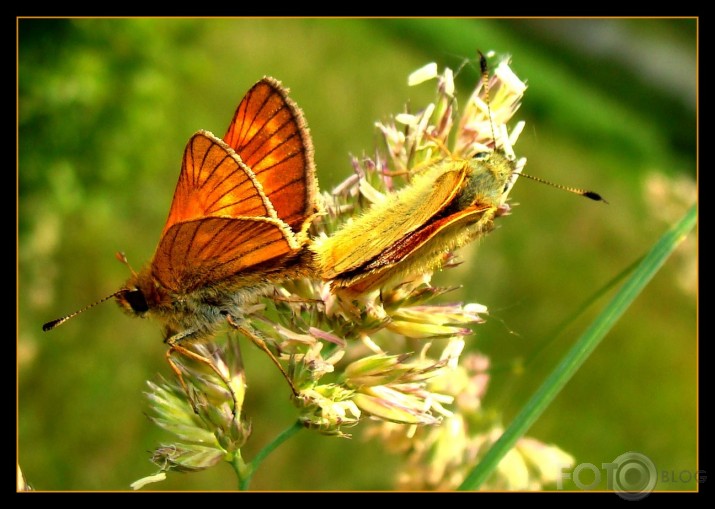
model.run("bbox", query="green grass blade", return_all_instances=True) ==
[238,420,304,491]
[458,203,697,491]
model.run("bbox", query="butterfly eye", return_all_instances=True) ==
[123,289,149,313]
[473,152,490,160]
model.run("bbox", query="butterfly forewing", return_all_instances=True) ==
[318,162,468,279]
[153,217,296,294]
[336,203,495,292]
[224,77,317,233]
[368,203,493,270]
[162,132,275,236]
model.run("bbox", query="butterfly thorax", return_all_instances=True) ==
[116,266,266,344]
[453,150,517,212]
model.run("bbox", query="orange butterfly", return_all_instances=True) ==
[44,77,319,399]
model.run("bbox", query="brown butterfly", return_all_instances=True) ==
[44,77,319,400]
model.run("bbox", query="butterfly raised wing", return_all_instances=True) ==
[152,130,298,295]
[162,131,279,234]
[153,216,296,294]
[223,77,317,234]
[151,78,320,297]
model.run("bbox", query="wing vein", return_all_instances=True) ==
[241,113,292,162]
[214,235,286,271]
[240,88,274,151]
[235,85,256,149]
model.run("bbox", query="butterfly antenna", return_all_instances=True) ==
[478,51,607,204]
[42,291,125,331]
[478,50,499,150]
[519,172,608,203]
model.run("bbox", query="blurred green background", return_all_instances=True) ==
[18,18,697,491]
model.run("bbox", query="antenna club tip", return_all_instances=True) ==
[478,52,488,73]
[584,191,608,204]
[42,319,61,332]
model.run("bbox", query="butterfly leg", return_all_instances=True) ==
[225,314,300,397]
[165,336,241,420]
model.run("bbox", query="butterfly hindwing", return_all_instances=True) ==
[153,216,296,293]
[224,77,317,233]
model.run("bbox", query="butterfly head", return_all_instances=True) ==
[115,268,163,318]
[455,149,520,211]
[115,287,150,316]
